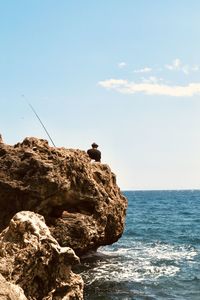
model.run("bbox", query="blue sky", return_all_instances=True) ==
[1,1,200,190]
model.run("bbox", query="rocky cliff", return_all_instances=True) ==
[0,137,127,299]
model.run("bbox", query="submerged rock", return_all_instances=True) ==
[0,211,83,300]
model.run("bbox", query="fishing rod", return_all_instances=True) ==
[22,95,56,147]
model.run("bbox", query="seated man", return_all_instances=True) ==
[87,143,101,162]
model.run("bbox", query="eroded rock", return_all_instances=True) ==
[0,137,127,255]
[0,211,83,300]
[0,274,27,300]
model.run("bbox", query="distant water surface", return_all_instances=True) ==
[77,190,200,300]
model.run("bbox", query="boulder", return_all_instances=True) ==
[0,211,83,300]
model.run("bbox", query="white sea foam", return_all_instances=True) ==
[103,241,197,261]
[81,241,198,284]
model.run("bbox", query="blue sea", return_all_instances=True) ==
[78,190,200,300]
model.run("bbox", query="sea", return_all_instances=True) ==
[76,190,200,300]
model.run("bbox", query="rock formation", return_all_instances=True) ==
[0,211,83,300]
[0,136,127,299]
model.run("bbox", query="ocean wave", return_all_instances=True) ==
[80,241,198,285]
[81,191,200,299]
[102,241,198,261]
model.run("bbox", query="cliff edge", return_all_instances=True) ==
[0,137,127,299]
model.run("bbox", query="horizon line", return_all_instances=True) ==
[122,188,200,192]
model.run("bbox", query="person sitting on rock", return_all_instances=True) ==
[87,143,101,162]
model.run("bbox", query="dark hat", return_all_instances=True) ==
[92,142,98,148]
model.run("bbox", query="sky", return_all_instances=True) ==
[1,0,200,190]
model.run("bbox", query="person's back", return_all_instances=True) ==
[87,143,101,162]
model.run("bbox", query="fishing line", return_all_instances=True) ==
[21,94,56,147]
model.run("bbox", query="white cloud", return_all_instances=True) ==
[118,62,127,69]
[165,58,181,71]
[165,59,200,75]
[192,65,200,72]
[141,76,163,84]
[98,78,200,97]
[182,66,189,75]
[134,67,152,73]
[118,59,199,75]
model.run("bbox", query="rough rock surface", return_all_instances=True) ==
[0,136,127,299]
[0,137,127,255]
[0,211,83,300]
[0,274,28,300]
